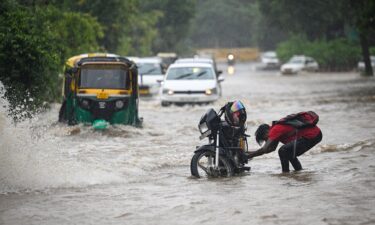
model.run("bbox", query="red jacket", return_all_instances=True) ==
[268,124,321,144]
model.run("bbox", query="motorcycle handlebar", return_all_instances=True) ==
[218,106,225,117]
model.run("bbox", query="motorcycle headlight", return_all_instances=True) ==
[199,122,209,134]
[115,100,124,109]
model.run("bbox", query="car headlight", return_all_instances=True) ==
[115,100,124,109]
[163,89,174,95]
[199,122,209,134]
[205,88,217,95]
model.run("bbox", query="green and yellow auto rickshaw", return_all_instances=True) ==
[58,53,142,129]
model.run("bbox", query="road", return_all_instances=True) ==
[1,62,375,225]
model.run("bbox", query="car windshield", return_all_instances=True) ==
[79,64,128,89]
[176,59,213,64]
[166,67,214,80]
[263,52,277,58]
[137,63,162,75]
[289,58,304,64]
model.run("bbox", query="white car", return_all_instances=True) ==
[160,63,224,106]
[175,57,214,64]
[261,51,280,69]
[280,55,319,74]
[357,56,375,72]
[134,57,165,95]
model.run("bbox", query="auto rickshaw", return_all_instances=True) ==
[58,53,142,129]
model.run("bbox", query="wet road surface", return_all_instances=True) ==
[1,62,375,225]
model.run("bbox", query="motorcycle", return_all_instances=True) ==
[190,107,251,178]
[227,53,236,75]
[227,53,235,66]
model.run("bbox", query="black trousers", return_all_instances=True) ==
[278,132,322,172]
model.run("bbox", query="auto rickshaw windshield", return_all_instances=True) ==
[79,64,129,89]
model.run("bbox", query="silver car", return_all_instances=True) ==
[280,55,319,75]
[134,57,165,96]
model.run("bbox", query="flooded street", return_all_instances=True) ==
[1,62,375,225]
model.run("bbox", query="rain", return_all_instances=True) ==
[0,1,375,225]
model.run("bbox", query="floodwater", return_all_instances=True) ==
[1,63,375,225]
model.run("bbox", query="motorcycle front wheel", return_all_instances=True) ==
[190,150,234,178]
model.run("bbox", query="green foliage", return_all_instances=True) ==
[0,4,60,115]
[257,0,374,74]
[252,5,287,51]
[1,0,189,121]
[55,11,103,63]
[118,10,163,56]
[257,0,347,41]
[276,35,361,71]
[276,35,310,62]
[0,1,104,119]
[56,0,138,53]
[60,0,198,55]
[140,0,197,53]
[189,0,258,49]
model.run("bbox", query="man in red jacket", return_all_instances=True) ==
[247,122,322,172]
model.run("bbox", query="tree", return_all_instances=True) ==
[118,10,162,56]
[52,0,137,53]
[0,4,61,117]
[140,0,197,53]
[348,0,375,76]
[257,0,375,75]
[189,0,259,48]
[0,1,104,119]
[251,2,287,50]
[257,0,347,41]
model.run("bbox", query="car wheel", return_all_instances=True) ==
[161,101,171,107]
[175,102,185,107]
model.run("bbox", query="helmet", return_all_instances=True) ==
[255,124,270,146]
[224,100,247,127]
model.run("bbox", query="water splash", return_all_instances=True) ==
[0,82,122,194]
[309,139,375,155]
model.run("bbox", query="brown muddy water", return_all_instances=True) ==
[1,63,375,225]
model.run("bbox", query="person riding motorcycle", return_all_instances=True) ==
[227,53,235,66]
